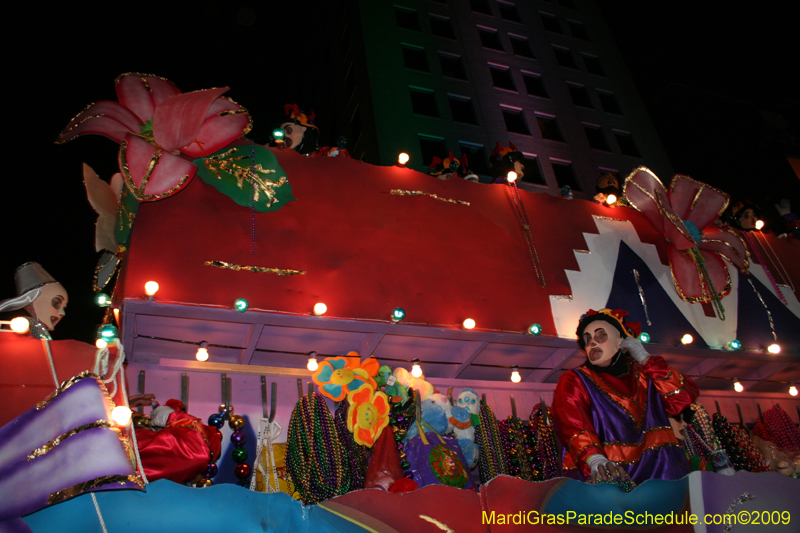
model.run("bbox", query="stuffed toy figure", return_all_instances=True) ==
[451,388,480,468]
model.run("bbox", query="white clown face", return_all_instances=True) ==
[456,388,479,415]
[280,121,307,150]
[27,283,68,331]
[581,320,622,367]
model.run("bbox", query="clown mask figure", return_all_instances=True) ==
[280,121,307,150]
[581,320,623,367]
[25,283,67,331]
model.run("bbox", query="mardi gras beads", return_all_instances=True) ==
[713,413,767,472]
[286,392,349,504]
[529,403,559,480]
[498,416,534,481]
[334,400,368,490]
[763,405,800,453]
[228,414,251,484]
[475,400,510,484]
[199,412,226,486]
[388,396,416,477]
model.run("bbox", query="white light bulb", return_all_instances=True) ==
[681,334,693,345]
[734,380,744,393]
[411,359,423,378]
[10,317,29,334]
[196,342,209,362]
[398,153,410,165]
[307,355,319,371]
[144,281,159,297]
[462,318,476,330]
[95,338,108,349]
[511,367,521,383]
[507,171,517,183]
[767,343,781,354]
[313,302,327,315]
[606,194,617,205]
[789,385,798,397]
[111,406,132,426]
[755,220,764,230]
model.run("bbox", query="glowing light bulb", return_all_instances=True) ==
[606,194,617,205]
[144,281,159,297]
[313,302,327,316]
[789,384,798,397]
[726,339,741,350]
[638,332,650,343]
[733,379,744,393]
[680,334,693,345]
[111,406,132,426]
[528,323,542,335]
[507,171,518,183]
[196,342,209,362]
[307,352,319,371]
[234,298,249,312]
[510,365,521,383]
[272,128,285,142]
[113,308,120,325]
[95,338,108,349]
[767,343,781,354]
[462,318,476,330]
[10,317,29,334]
[94,293,111,307]
[755,220,764,230]
[98,324,119,341]
[411,358,423,378]
[391,307,405,322]
[398,152,410,165]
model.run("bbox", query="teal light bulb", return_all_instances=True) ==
[638,332,650,343]
[528,324,542,335]
[234,298,249,313]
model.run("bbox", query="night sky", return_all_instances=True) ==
[2,2,797,343]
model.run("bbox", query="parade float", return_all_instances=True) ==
[2,74,799,533]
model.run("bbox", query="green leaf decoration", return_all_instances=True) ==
[139,119,153,137]
[195,145,295,212]
[115,183,140,247]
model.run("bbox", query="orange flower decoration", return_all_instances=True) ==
[311,352,379,402]
[346,383,391,447]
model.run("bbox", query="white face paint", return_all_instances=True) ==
[669,417,687,441]
[456,389,479,415]
[280,121,307,150]
[513,159,525,178]
[26,283,68,331]
[581,319,622,367]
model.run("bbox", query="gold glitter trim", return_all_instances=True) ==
[593,215,628,222]
[602,426,673,447]
[56,102,98,143]
[220,96,253,138]
[205,260,306,276]
[669,250,732,303]
[574,249,591,254]
[670,174,730,218]
[202,147,286,207]
[48,475,144,505]
[36,371,102,410]
[390,189,470,206]
[552,295,573,300]
[119,140,191,201]
[27,420,113,461]
[93,253,121,293]
[690,184,705,210]
[656,371,673,382]
[611,442,683,466]
[114,72,175,86]
[419,515,454,533]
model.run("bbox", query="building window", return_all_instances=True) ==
[470,0,493,15]
[568,20,590,40]
[430,15,456,39]
[490,65,516,91]
[402,44,429,72]
[501,107,530,135]
[522,72,548,98]
[583,124,610,151]
[536,114,564,142]
[581,53,606,76]
[509,34,535,58]
[419,135,446,167]
[614,130,641,157]
[448,95,478,124]
[410,88,439,117]
[540,12,562,33]
[521,154,547,185]
[498,2,522,22]
[479,27,504,51]
[395,7,420,31]
[551,160,581,191]
[553,46,577,69]
[597,90,623,115]
[439,53,467,79]
[567,83,593,108]
[459,142,490,176]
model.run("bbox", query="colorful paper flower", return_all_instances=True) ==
[312,356,373,402]
[347,383,390,447]
[624,168,749,308]
[58,73,252,201]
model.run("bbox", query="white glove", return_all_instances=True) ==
[621,336,650,364]
[150,405,175,428]
[586,454,628,481]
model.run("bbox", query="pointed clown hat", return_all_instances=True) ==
[0,262,60,313]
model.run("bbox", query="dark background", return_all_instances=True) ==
[2,1,797,342]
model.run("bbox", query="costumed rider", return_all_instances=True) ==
[727,201,762,232]
[552,309,699,486]
[429,151,478,182]
[273,104,350,157]
[0,262,67,340]
[131,397,222,484]
[490,142,525,184]
[594,172,629,207]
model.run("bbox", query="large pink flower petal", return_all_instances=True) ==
[625,167,695,250]
[180,97,252,157]
[668,246,732,303]
[668,175,729,231]
[118,134,196,201]
[152,87,229,152]
[57,101,142,144]
[698,227,750,273]
[115,73,181,124]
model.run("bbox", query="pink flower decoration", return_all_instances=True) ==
[58,73,251,201]
[624,167,749,306]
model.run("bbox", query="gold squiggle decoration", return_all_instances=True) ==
[48,475,144,505]
[390,189,470,206]
[205,260,306,276]
[36,371,102,410]
[28,421,113,461]
[203,147,286,207]
[419,515,454,533]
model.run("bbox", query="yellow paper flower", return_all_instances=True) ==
[346,383,390,447]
